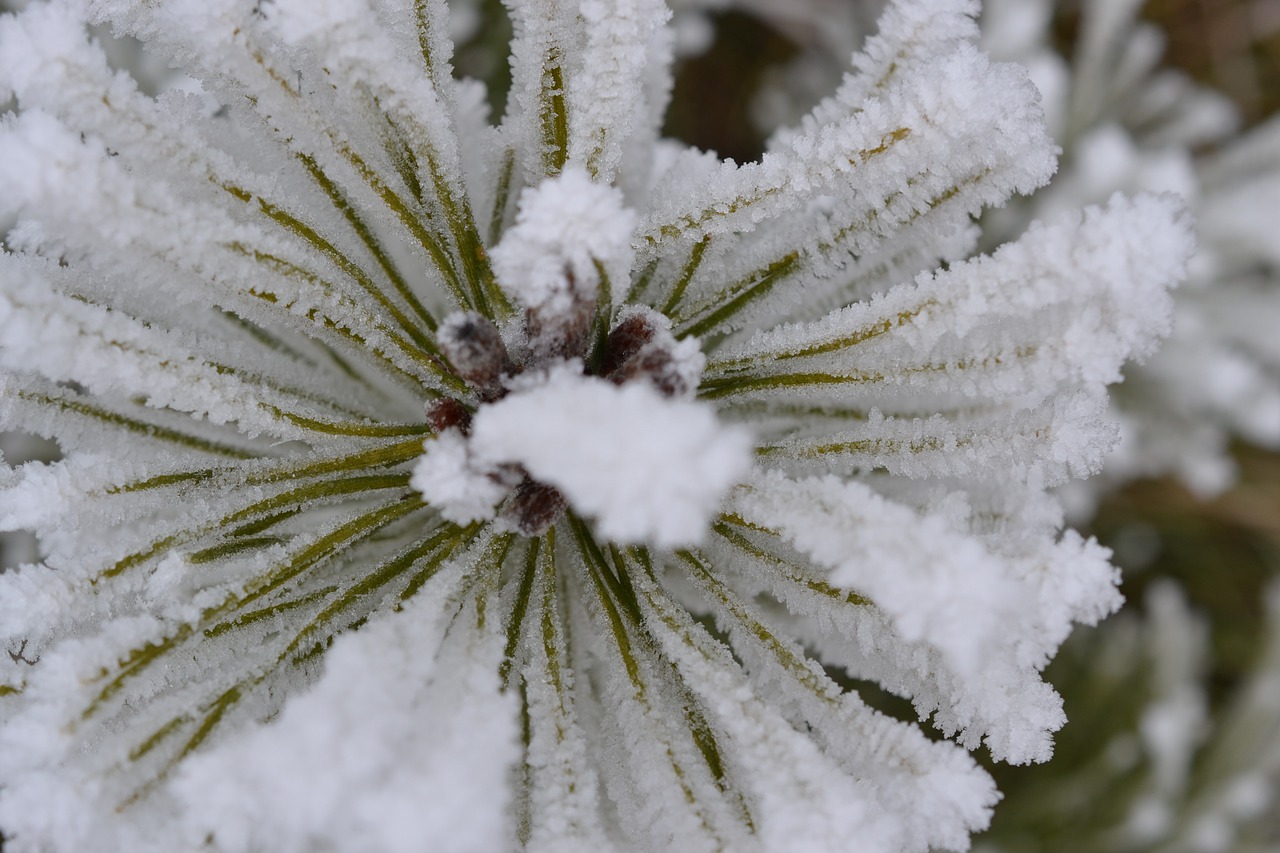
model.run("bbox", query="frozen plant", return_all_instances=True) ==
[0,0,1192,851]
[981,0,1280,502]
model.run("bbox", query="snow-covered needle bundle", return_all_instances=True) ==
[0,0,1192,850]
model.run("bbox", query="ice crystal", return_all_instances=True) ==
[0,0,1192,850]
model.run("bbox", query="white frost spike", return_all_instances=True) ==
[176,552,519,853]
[634,556,995,852]
[636,577,904,852]
[569,0,671,182]
[266,0,461,173]
[639,39,1055,251]
[733,469,1032,677]
[764,389,1118,488]
[518,542,613,852]
[469,366,752,547]
[0,257,302,440]
[491,167,637,316]
[789,0,982,138]
[712,193,1192,405]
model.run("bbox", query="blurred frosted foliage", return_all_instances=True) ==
[974,4,1280,849]
[980,0,1280,507]
[971,442,1280,852]
[0,0,1195,850]
[978,578,1280,853]
[967,4,1280,845]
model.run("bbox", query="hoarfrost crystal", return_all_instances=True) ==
[0,0,1192,851]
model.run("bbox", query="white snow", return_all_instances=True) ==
[491,168,637,315]
[469,365,752,547]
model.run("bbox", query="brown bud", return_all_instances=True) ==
[524,267,596,363]
[426,398,472,433]
[608,343,688,397]
[439,312,512,402]
[599,311,657,377]
[501,477,568,537]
